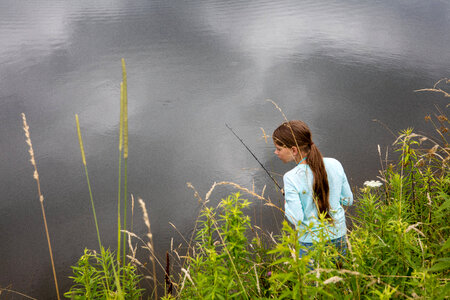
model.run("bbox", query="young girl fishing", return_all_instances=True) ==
[272,120,353,257]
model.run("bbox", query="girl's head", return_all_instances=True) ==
[272,120,332,220]
[272,120,312,162]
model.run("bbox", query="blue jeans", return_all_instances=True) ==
[299,235,347,258]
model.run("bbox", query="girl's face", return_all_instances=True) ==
[273,142,296,163]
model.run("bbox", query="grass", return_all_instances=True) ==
[21,113,61,300]
[63,59,147,300]
[165,121,449,299]
[137,198,158,300]
[161,84,449,299]
[14,72,449,299]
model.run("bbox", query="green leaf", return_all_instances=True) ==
[440,237,450,253]
[436,196,450,213]
[428,258,450,272]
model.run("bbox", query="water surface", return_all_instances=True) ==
[1,0,449,297]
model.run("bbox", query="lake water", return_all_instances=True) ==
[1,0,449,298]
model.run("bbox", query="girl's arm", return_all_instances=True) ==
[283,174,304,226]
[340,170,353,206]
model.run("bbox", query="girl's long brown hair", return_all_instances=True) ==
[273,120,331,220]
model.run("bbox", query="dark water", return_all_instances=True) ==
[1,0,449,298]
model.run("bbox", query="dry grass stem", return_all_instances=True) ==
[346,234,354,257]
[405,222,425,237]
[131,193,135,232]
[126,255,145,268]
[206,181,286,215]
[138,199,153,245]
[0,288,38,300]
[266,99,289,123]
[127,232,137,261]
[415,88,450,97]
[120,232,154,275]
[377,145,385,173]
[372,119,397,138]
[208,181,266,202]
[260,127,268,143]
[266,100,304,154]
[21,113,60,300]
[323,276,343,285]
[414,78,450,98]
[172,249,182,261]
[186,182,203,203]
[121,229,139,240]
[253,265,261,296]
[180,267,195,293]
[205,182,217,203]
[168,222,190,245]
[138,198,157,300]
[268,232,277,244]
[311,268,361,277]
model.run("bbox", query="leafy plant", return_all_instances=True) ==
[64,248,143,299]
[179,193,255,299]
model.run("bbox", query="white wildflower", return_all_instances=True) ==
[364,180,383,188]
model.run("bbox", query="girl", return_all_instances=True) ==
[272,120,353,257]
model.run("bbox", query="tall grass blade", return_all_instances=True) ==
[119,81,124,152]
[76,115,114,294]
[121,58,129,266]
[117,81,124,266]
[122,58,128,159]
[21,113,60,300]
[75,114,102,250]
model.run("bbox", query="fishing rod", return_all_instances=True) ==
[225,123,283,193]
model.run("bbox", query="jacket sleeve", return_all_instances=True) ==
[283,174,303,226]
[340,168,353,206]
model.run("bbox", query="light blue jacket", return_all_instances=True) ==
[283,157,353,243]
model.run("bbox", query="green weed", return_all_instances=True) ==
[64,248,143,299]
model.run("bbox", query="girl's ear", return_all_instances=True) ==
[291,146,299,155]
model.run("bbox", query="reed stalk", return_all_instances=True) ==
[75,114,102,249]
[117,81,124,267]
[21,113,61,300]
[75,114,116,294]
[121,58,129,266]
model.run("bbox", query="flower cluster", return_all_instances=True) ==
[364,180,383,188]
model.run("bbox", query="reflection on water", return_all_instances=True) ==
[1,0,449,297]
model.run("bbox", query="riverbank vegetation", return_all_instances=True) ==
[13,71,449,299]
[164,125,449,299]
[161,81,449,299]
